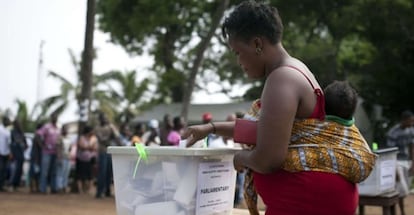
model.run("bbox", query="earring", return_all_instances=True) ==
[255,47,262,55]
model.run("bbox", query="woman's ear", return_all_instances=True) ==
[253,37,263,55]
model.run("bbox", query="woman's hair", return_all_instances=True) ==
[173,116,184,130]
[324,81,358,120]
[222,0,283,44]
[82,125,94,135]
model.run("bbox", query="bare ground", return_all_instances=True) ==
[0,187,413,215]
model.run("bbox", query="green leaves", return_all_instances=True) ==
[97,70,151,123]
[96,0,414,121]
[272,0,414,119]
[97,0,232,106]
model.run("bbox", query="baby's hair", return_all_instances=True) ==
[324,81,358,120]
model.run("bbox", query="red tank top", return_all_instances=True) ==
[253,65,358,215]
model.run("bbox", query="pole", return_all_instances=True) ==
[36,40,45,103]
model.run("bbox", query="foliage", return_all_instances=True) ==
[41,49,118,122]
[269,0,414,121]
[97,0,413,123]
[14,99,46,132]
[355,0,414,120]
[98,0,237,105]
[97,70,152,123]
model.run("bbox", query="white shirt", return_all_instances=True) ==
[0,124,11,155]
[386,124,414,160]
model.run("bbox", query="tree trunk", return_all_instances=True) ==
[79,0,96,127]
[74,0,95,193]
[161,25,183,103]
[181,0,230,121]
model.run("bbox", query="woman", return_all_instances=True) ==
[166,116,185,146]
[182,1,358,214]
[56,124,73,193]
[76,125,97,194]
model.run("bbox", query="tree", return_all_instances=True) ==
[44,49,117,123]
[180,0,230,120]
[98,70,151,123]
[271,0,414,119]
[79,0,96,135]
[355,0,414,120]
[13,99,51,132]
[97,0,237,120]
[14,99,35,132]
[98,0,414,122]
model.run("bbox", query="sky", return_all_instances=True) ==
[0,0,234,123]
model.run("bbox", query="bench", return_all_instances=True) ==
[358,191,399,215]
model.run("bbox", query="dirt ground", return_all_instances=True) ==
[0,187,413,215]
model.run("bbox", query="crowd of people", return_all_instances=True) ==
[0,110,246,204]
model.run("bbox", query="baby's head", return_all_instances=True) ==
[324,81,358,120]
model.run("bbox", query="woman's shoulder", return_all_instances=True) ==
[265,61,322,118]
[267,62,311,88]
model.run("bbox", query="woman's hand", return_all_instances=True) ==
[181,124,213,147]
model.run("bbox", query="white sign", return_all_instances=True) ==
[196,161,234,215]
[380,159,396,191]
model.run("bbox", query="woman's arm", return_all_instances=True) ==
[182,121,235,147]
[234,68,300,174]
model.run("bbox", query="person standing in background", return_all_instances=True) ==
[10,119,27,191]
[142,119,161,147]
[386,110,414,215]
[0,116,11,192]
[118,123,131,146]
[130,123,145,145]
[56,124,74,193]
[76,125,97,194]
[95,113,120,198]
[29,122,44,193]
[166,116,185,146]
[202,112,217,147]
[37,113,60,194]
[387,110,414,162]
[160,114,173,146]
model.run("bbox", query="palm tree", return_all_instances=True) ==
[14,99,35,132]
[14,99,49,132]
[98,70,151,123]
[41,49,118,122]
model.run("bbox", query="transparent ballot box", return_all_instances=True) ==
[108,146,239,215]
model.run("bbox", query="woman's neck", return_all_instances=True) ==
[264,43,290,76]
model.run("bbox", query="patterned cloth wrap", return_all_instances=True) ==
[242,100,377,214]
[284,118,377,183]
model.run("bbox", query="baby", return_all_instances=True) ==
[324,80,358,125]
